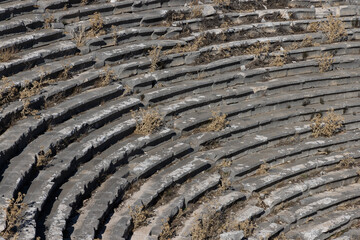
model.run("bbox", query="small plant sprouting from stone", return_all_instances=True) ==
[203,111,229,132]
[318,52,334,73]
[0,192,27,240]
[89,12,105,37]
[245,41,270,57]
[159,218,174,240]
[129,205,150,230]
[338,156,356,168]
[148,46,162,72]
[96,66,115,87]
[311,108,344,138]
[0,47,17,62]
[132,108,163,135]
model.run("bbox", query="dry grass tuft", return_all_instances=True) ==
[0,192,27,240]
[191,211,228,240]
[318,52,334,72]
[44,15,54,29]
[129,205,150,230]
[21,100,39,118]
[80,0,88,6]
[269,53,286,67]
[213,0,231,5]
[159,218,174,240]
[273,232,287,240]
[70,25,87,47]
[0,77,19,106]
[148,46,162,72]
[89,12,105,37]
[238,220,256,238]
[311,108,344,138]
[245,41,270,57]
[191,6,203,18]
[96,66,115,87]
[255,163,270,175]
[36,148,53,168]
[320,15,347,43]
[0,47,17,62]
[59,64,73,80]
[133,108,163,135]
[203,111,229,132]
[338,156,356,168]
[165,35,206,55]
[308,15,347,43]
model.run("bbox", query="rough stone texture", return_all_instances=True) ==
[1,1,360,240]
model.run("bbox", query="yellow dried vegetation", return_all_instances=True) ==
[308,15,347,43]
[148,46,162,72]
[159,218,174,240]
[89,12,105,37]
[318,52,334,72]
[132,108,163,135]
[36,148,53,168]
[165,35,206,55]
[129,205,150,230]
[0,47,17,62]
[96,66,115,87]
[0,192,27,240]
[203,111,229,132]
[245,41,270,57]
[338,156,356,168]
[311,108,344,138]
[269,53,287,67]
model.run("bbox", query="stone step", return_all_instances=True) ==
[286,208,360,240]
[28,128,175,240]
[332,229,360,240]
[251,183,360,238]
[0,96,140,232]
[17,117,137,239]
[263,168,360,209]
[171,80,360,132]
[0,14,44,38]
[0,84,129,168]
[132,173,221,239]
[0,68,103,133]
[50,176,129,240]
[175,191,246,239]
[102,153,212,240]
[128,141,193,180]
[0,40,77,77]
[1,52,95,92]
[0,28,63,51]
[84,26,182,52]
[0,0,36,21]
[229,125,360,178]
[240,152,360,192]
[94,39,183,67]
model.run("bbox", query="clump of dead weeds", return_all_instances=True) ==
[129,205,150,230]
[159,218,174,240]
[36,148,53,168]
[191,211,229,240]
[311,108,344,137]
[88,12,105,37]
[337,156,356,168]
[308,15,347,43]
[0,47,17,62]
[0,192,27,240]
[96,66,115,87]
[318,52,334,72]
[202,111,229,132]
[132,108,163,135]
[148,46,162,72]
